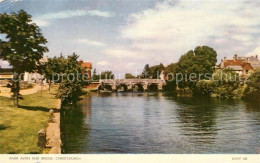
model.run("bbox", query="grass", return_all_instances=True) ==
[0,87,58,154]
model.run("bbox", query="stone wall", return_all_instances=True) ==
[39,99,62,154]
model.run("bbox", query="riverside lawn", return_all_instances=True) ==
[0,87,58,154]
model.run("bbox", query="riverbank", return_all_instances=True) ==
[0,87,59,154]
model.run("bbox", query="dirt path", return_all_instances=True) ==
[0,84,49,97]
[20,85,49,95]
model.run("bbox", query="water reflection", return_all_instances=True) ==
[61,95,92,153]
[174,97,218,145]
[61,92,260,154]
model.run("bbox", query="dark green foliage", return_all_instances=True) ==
[92,68,99,81]
[212,69,240,98]
[38,56,66,90]
[243,68,260,99]
[125,73,136,79]
[55,53,86,105]
[0,10,48,107]
[152,63,165,79]
[100,71,114,79]
[141,64,150,78]
[194,80,213,96]
[176,46,217,91]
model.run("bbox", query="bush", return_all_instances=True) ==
[243,68,260,99]
[194,80,213,96]
[212,69,240,98]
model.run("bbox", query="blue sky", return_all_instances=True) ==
[1,0,260,76]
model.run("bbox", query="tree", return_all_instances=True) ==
[0,10,48,107]
[151,63,165,79]
[176,46,217,92]
[56,53,86,105]
[38,56,66,91]
[212,69,240,98]
[243,68,260,99]
[125,73,136,79]
[141,64,150,78]
[92,68,99,81]
[100,71,114,79]
[195,80,214,96]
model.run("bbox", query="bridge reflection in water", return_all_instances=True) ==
[98,79,167,92]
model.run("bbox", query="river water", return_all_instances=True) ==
[61,92,260,154]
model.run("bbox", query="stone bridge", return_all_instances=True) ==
[98,79,166,91]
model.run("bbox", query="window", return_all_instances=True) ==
[245,70,249,74]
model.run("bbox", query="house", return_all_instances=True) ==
[0,56,48,84]
[23,56,48,83]
[79,60,92,80]
[218,54,259,77]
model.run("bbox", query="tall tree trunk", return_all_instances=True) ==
[48,79,51,92]
[15,80,20,108]
[12,80,16,107]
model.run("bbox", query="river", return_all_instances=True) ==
[61,92,260,154]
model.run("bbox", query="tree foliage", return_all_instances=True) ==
[243,68,260,99]
[176,46,217,91]
[56,53,86,105]
[0,10,48,107]
[100,71,114,80]
[141,64,150,78]
[212,69,240,98]
[125,73,136,79]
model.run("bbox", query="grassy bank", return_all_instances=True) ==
[0,87,58,154]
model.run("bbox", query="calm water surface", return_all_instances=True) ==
[61,92,260,153]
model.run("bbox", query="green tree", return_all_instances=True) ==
[212,69,240,98]
[243,68,260,99]
[92,68,100,81]
[176,46,217,92]
[142,64,150,78]
[151,63,165,79]
[0,10,48,107]
[38,56,66,91]
[195,80,214,96]
[164,63,178,91]
[56,53,86,105]
[125,73,136,79]
[100,71,114,79]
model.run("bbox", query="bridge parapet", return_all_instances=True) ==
[100,79,166,85]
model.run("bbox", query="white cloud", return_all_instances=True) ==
[104,47,141,58]
[33,19,50,27]
[78,39,106,47]
[34,9,114,27]
[97,61,109,66]
[87,10,115,17]
[246,46,260,56]
[113,0,260,64]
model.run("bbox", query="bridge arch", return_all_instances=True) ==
[117,84,128,92]
[98,84,113,91]
[133,83,144,92]
[148,83,158,92]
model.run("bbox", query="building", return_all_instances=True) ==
[0,67,13,80]
[0,56,48,84]
[79,60,92,80]
[218,54,259,77]
[23,56,48,83]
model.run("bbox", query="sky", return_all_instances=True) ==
[0,0,260,76]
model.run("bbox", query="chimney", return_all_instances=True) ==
[256,55,258,59]
[79,59,83,64]
[224,57,226,61]
[233,54,238,60]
